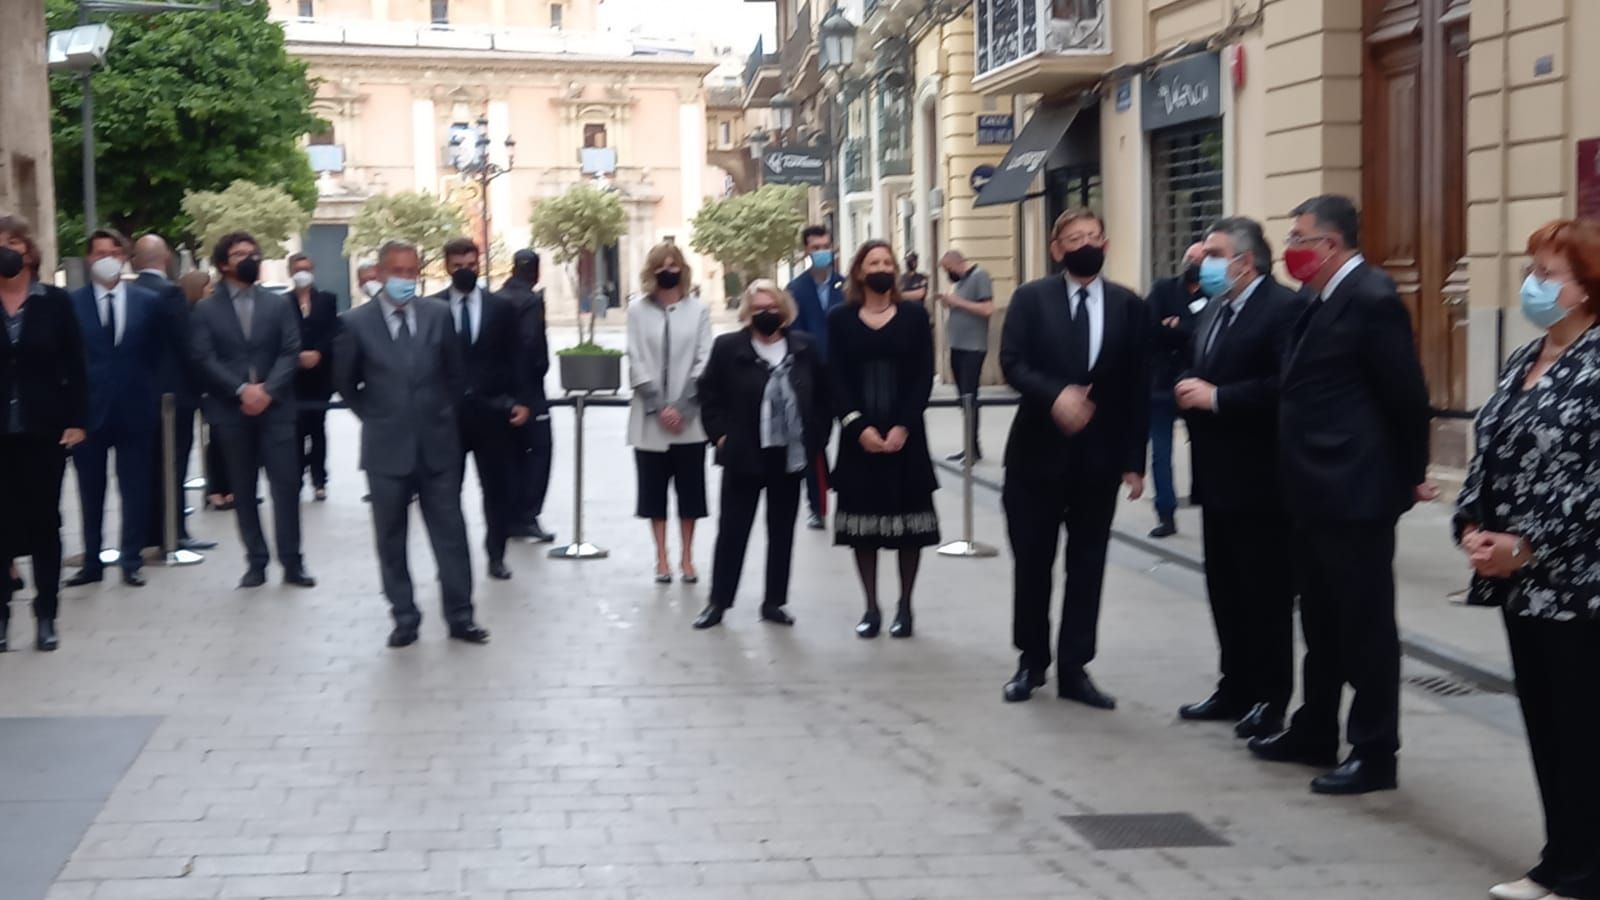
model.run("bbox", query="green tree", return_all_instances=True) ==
[528,184,626,265]
[47,0,323,249]
[182,180,311,261]
[343,191,468,275]
[690,185,806,282]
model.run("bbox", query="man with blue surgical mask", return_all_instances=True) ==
[1171,217,1305,744]
[334,239,487,649]
[786,224,845,529]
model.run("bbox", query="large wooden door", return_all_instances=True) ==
[1362,0,1470,411]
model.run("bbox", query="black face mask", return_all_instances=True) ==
[450,267,479,293]
[0,247,23,279]
[751,310,784,336]
[656,270,682,290]
[1061,244,1106,279]
[863,271,897,295]
[234,256,262,285]
[1182,263,1201,287]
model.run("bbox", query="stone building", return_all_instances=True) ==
[0,1,58,271]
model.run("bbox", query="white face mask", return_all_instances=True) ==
[291,271,316,290]
[361,279,383,298]
[90,256,125,286]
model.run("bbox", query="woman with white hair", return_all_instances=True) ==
[691,281,830,630]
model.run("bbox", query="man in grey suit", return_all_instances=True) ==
[334,239,488,648]
[191,231,314,588]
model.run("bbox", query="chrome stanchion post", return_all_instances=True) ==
[184,406,206,490]
[158,393,203,566]
[938,393,998,558]
[549,393,607,560]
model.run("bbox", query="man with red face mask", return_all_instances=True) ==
[1246,194,1433,796]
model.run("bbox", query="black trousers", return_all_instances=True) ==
[297,406,328,489]
[1506,611,1600,900]
[1288,519,1401,760]
[709,449,803,611]
[214,414,301,571]
[461,412,515,564]
[634,444,708,520]
[0,434,67,621]
[1201,507,1295,711]
[1004,469,1121,674]
[204,418,231,497]
[949,348,986,455]
[147,403,196,547]
[366,465,474,630]
[510,414,554,525]
[73,419,155,574]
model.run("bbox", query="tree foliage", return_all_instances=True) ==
[528,185,627,265]
[182,180,311,261]
[344,191,468,272]
[47,0,322,250]
[690,185,807,281]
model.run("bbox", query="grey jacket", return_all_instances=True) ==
[334,296,465,478]
[190,282,301,424]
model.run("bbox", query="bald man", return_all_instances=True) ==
[132,235,216,552]
[1145,241,1206,539]
[937,249,994,462]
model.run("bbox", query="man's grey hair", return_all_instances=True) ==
[377,240,419,266]
[1206,217,1274,276]
[356,258,379,274]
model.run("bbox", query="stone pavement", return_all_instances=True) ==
[0,398,1549,900]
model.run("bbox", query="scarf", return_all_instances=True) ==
[758,351,806,474]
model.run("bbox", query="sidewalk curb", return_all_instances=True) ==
[934,459,1517,696]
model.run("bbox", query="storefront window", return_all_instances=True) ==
[1150,120,1224,280]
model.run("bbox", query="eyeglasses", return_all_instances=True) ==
[1054,232,1105,250]
[1283,233,1333,249]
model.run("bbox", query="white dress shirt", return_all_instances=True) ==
[96,281,127,346]
[380,296,418,340]
[1064,274,1105,369]
[1320,254,1365,302]
[448,287,481,343]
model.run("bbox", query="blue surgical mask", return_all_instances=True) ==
[1520,274,1568,330]
[1197,256,1236,298]
[384,277,418,305]
[809,250,833,271]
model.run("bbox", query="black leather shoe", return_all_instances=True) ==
[1004,667,1047,703]
[760,605,795,626]
[36,619,59,652]
[121,570,147,588]
[1234,703,1286,740]
[283,567,317,588]
[387,627,419,648]
[1178,691,1250,722]
[0,619,9,653]
[65,568,103,587]
[889,607,913,638]
[806,514,825,531]
[1311,757,1397,795]
[944,450,983,463]
[856,609,881,639]
[693,603,725,630]
[1247,730,1339,768]
[488,561,513,581]
[525,519,556,543]
[1149,517,1178,539]
[1058,670,1116,710]
[238,569,267,589]
[449,624,491,644]
[11,572,26,591]
[178,537,218,551]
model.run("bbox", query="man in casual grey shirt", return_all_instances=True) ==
[939,249,994,461]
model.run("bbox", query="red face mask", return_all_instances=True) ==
[1283,244,1327,284]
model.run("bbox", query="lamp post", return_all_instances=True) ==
[449,114,516,277]
[769,91,796,146]
[818,4,858,76]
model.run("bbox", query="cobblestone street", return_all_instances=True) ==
[1,406,1545,900]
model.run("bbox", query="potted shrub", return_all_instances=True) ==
[530,184,630,394]
[557,341,624,393]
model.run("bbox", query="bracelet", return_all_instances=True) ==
[840,411,862,429]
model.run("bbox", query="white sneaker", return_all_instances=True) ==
[1489,878,1550,900]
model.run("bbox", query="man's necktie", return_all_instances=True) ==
[237,293,253,341]
[103,294,117,346]
[395,310,412,352]
[1205,301,1236,364]
[1069,287,1091,374]
[457,301,473,358]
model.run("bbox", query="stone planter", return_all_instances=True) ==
[558,353,623,393]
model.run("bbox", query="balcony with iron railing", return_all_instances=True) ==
[742,35,781,106]
[842,136,869,194]
[972,0,1113,95]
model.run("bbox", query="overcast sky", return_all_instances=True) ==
[599,0,775,51]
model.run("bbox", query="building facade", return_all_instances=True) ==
[1,1,58,271]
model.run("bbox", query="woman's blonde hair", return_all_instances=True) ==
[737,279,797,327]
[640,242,693,295]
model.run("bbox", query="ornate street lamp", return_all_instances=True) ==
[769,91,796,142]
[449,114,516,277]
[818,5,858,74]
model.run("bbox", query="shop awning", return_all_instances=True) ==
[974,100,1083,208]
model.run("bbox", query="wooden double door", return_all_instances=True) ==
[1362,0,1471,411]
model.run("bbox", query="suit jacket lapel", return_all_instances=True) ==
[1285,265,1362,373]
[1093,282,1120,376]
[1192,299,1221,371]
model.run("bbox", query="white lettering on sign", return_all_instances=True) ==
[1007,150,1049,173]
[765,152,825,176]
[1157,76,1211,117]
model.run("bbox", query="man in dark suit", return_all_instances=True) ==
[432,237,531,580]
[335,239,487,648]
[287,252,339,501]
[999,208,1149,708]
[65,229,166,588]
[190,231,315,589]
[1145,241,1205,538]
[132,234,217,553]
[786,225,845,530]
[1247,195,1433,795]
[498,249,555,543]
[1171,217,1305,740]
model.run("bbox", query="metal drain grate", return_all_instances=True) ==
[1061,813,1231,851]
[1407,673,1479,697]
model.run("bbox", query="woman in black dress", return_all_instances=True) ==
[827,240,939,639]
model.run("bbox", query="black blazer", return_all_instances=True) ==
[429,288,530,421]
[190,282,302,425]
[133,271,201,409]
[698,329,830,478]
[1146,273,1201,394]
[292,289,339,402]
[0,284,88,438]
[1279,261,1431,522]
[1000,275,1150,480]
[497,277,550,415]
[1180,275,1305,513]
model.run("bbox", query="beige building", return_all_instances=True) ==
[266,0,726,314]
[0,1,57,271]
